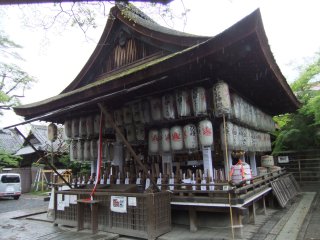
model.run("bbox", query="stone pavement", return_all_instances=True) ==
[0,188,319,240]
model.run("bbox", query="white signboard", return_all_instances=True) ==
[278,156,289,163]
[128,197,137,207]
[202,146,213,179]
[111,196,127,213]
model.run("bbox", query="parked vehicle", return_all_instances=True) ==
[0,173,21,200]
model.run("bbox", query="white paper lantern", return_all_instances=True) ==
[183,124,198,150]
[170,126,183,151]
[77,140,84,162]
[148,129,160,153]
[130,101,142,122]
[212,81,231,117]
[70,140,77,161]
[48,123,58,142]
[104,143,114,163]
[125,124,136,142]
[114,109,124,126]
[71,118,79,138]
[90,139,98,161]
[141,101,151,123]
[161,128,171,152]
[86,116,94,138]
[150,98,162,121]
[123,105,133,124]
[83,140,91,161]
[162,94,176,119]
[198,120,213,146]
[93,114,101,137]
[176,90,191,117]
[192,87,207,116]
[135,124,145,141]
[79,117,87,139]
[64,120,72,139]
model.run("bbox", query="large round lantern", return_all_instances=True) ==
[198,119,213,146]
[150,98,162,121]
[183,124,198,150]
[176,90,191,117]
[161,128,171,152]
[212,81,231,117]
[135,124,145,141]
[93,114,100,137]
[70,140,77,161]
[90,139,98,161]
[79,117,87,139]
[77,140,84,162]
[48,123,58,142]
[114,109,124,126]
[123,105,133,124]
[64,120,72,139]
[141,101,151,123]
[86,116,94,138]
[148,129,160,153]
[162,94,175,120]
[125,124,136,142]
[83,140,91,161]
[131,101,141,123]
[191,87,207,116]
[170,126,183,151]
[71,118,79,138]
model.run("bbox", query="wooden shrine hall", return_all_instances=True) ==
[12,3,300,239]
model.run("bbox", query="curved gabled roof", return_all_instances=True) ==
[13,8,299,121]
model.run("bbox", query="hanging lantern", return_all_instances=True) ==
[162,94,176,120]
[79,117,87,139]
[123,105,133,124]
[93,114,100,137]
[125,124,136,142]
[141,100,151,123]
[183,124,198,150]
[48,123,58,142]
[176,90,191,117]
[83,140,91,161]
[198,119,213,146]
[170,126,183,151]
[86,116,94,138]
[90,139,98,161]
[131,101,142,122]
[150,98,162,121]
[148,129,160,153]
[191,87,207,116]
[77,140,84,162]
[71,118,79,138]
[231,94,241,120]
[161,128,171,152]
[212,81,232,117]
[135,124,145,141]
[114,109,124,126]
[69,140,77,161]
[64,120,72,139]
[105,143,114,163]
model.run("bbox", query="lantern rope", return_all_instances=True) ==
[223,114,235,240]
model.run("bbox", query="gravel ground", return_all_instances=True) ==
[0,193,48,214]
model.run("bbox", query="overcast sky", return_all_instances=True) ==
[0,0,320,128]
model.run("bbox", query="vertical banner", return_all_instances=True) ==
[202,146,213,179]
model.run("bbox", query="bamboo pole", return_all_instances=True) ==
[98,103,160,192]
[223,115,235,240]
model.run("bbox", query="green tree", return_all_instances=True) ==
[273,55,320,153]
[0,150,22,168]
[0,32,36,115]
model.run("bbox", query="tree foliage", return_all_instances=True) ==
[0,32,36,114]
[273,54,320,153]
[0,150,22,168]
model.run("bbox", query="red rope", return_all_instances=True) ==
[89,111,103,200]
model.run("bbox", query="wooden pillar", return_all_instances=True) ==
[189,207,198,232]
[232,210,243,238]
[262,196,267,215]
[249,202,256,224]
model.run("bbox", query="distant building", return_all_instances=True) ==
[0,129,23,154]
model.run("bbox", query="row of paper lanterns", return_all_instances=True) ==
[220,121,272,152]
[148,119,214,153]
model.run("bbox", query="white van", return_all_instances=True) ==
[0,173,21,200]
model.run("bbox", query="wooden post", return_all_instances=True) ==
[189,207,198,232]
